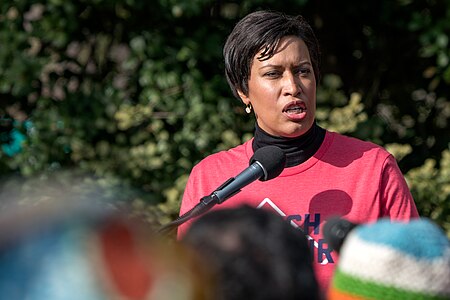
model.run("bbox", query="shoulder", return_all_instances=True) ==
[323,131,392,166]
[192,140,251,172]
[327,131,389,156]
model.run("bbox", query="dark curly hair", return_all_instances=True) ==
[182,205,319,300]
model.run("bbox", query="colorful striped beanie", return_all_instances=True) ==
[328,218,450,300]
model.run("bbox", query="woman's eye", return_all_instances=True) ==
[296,68,311,75]
[263,70,281,78]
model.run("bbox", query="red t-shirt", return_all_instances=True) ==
[178,131,419,292]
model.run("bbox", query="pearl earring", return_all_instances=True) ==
[245,104,252,114]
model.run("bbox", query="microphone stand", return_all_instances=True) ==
[157,194,218,235]
[158,176,238,235]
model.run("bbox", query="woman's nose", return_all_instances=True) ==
[283,72,302,96]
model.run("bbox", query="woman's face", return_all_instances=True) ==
[238,36,316,138]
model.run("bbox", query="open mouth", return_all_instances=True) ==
[282,101,307,114]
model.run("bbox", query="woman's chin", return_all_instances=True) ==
[280,122,313,138]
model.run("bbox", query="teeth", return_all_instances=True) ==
[286,107,304,113]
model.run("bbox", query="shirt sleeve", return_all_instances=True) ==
[176,169,197,239]
[379,154,420,219]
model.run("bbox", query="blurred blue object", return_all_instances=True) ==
[1,128,26,157]
[0,220,106,300]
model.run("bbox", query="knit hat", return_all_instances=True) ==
[328,218,450,300]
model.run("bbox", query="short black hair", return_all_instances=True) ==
[223,10,321,100]
[182,205,319,300]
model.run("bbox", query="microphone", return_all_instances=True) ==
[210,145,286,204]
[158,146,286,234]
[323,216,357,253]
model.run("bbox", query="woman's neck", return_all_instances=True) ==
[252,123,325,167]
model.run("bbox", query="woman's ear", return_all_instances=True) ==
[237,90,250,105]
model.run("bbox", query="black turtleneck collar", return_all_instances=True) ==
[252,123,326,168]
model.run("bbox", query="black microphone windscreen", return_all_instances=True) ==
[323,216,357,254]
[250,146,286,181]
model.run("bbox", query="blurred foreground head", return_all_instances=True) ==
[181,205,319,300]
[0,172,215,300]
[327,217,450,300]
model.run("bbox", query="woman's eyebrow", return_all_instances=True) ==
[258,61,312,70]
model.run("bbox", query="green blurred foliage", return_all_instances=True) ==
[0,0,449,234]
[405,149,450,235]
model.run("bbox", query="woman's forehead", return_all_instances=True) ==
[256,36,310,62]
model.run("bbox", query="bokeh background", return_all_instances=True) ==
[1,0,449,235]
